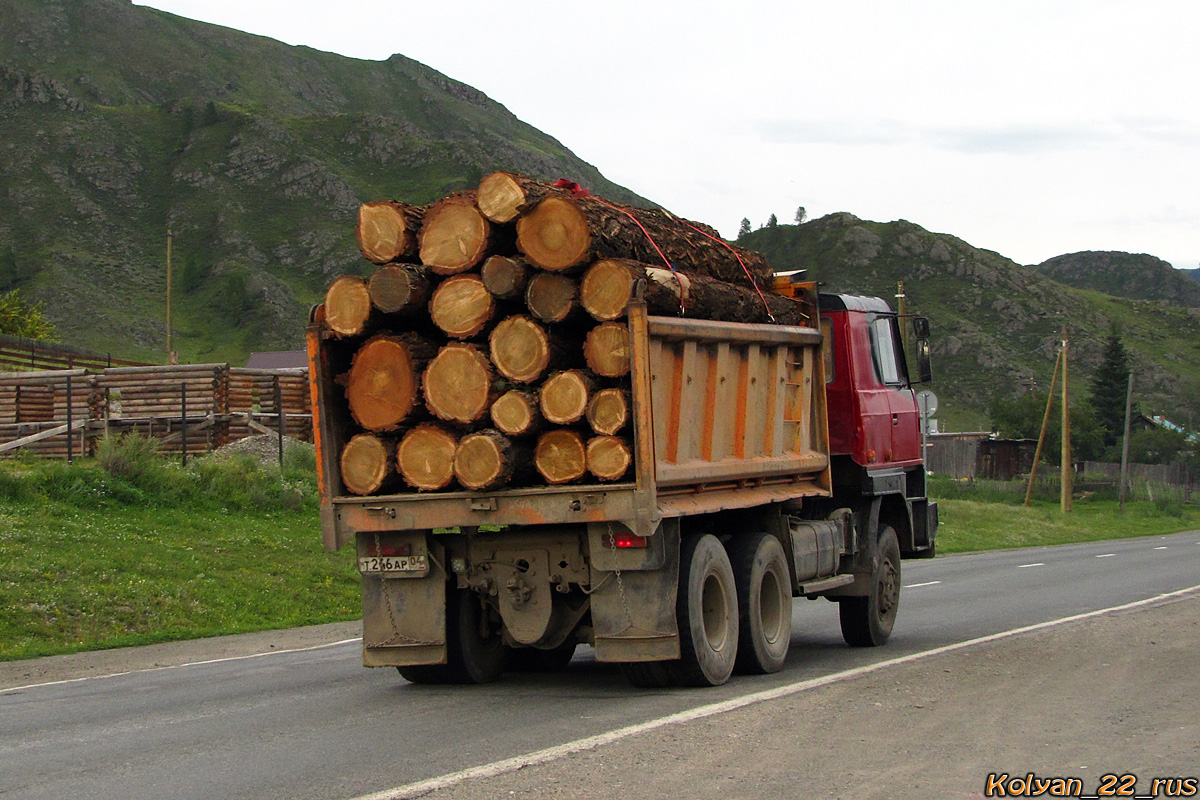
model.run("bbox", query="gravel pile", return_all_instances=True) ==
[211,434,313,465]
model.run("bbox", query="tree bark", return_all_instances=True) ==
[368,263,432,315]
[343,333,435,431]
[428,274,496,339]
[418,193,493,275]
[490,389,543,437]
[323,275,374,337]
[586,435,632,482]
[579,258,809,325]
[397,423,458,491]
[488,315,570,383]
[586,387,631,435]
[534,429,587,485]
[516,193,774,286]
[340,433,398,496]
[422,342,497,425]
[454,428,528,491]
[476,171,556,224]
[357,201,422,264]
[480,255,530,300]
[583,322,631,378]
[539,369,597,426]
[524,272,582,325]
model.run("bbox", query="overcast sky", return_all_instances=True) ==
[136,0,1199,270]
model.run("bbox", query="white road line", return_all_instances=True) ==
[3,638,364,693]
[1155,546,1169,550]
[1018,563,1045,568]
[1096,553,1116,558]
[349,584,1200,800]
[905,580,941,588]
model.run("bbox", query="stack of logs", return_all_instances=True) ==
[324,173,802,496]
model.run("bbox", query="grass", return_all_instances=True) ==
[3,441,1197,663]
[0,435,358,662]
[931,476,1200,554]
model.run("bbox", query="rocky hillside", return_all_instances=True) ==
[1034,251,1200,308]
[0,0,646,363]
[742,216,1200,425]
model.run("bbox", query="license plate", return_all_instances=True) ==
[358,555,428,574]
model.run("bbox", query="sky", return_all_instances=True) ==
[134,0,1200,270]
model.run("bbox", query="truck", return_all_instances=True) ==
[307,276,936,687]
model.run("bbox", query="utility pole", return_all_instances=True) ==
[896,281,908,355]
[1118,371,1134,510]
[1025,348,1062,507]
[1060,326,1072,512]
[166,228,176,365]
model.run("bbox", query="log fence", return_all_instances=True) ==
[0,365,312,461]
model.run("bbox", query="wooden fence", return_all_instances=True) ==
[0,365,311,460]
[0,333,151,372]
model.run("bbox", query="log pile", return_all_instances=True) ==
[322,173,797,495]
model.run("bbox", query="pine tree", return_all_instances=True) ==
[766,213,778,228]
[737,218,751,240]
[794,206,807,225]
[1090,328,1133,450]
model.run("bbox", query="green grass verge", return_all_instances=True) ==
[3,445,1197,663]
[0,436,359,662]
[932,477,1200,553]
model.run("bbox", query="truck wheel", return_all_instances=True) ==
[839,526,901,647]
[397,588,507,684]
[729,532,792,674]
[669,532,739,687]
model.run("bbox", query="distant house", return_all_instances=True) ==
[245,350,307,370]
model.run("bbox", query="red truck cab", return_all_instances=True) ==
[820,293,937,558]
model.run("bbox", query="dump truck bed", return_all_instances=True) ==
[310,299,831,552]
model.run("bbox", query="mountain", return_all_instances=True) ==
[741,216,1200,427]
[0,0,647,363]
[1179,268,1200,286]
[1033,251,1200,308]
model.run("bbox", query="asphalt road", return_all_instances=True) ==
[2,530,1198,800]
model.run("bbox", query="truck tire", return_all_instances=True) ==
[839,525,901,647]
[669,532,739,687]
[397,588,507,684]
[729,531,792,674]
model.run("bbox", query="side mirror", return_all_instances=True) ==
[916,338,933,384]
[911,317,930,338]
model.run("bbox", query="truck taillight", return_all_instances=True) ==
[367,541,412,557]
[607,532,648,549]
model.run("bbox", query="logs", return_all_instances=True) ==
[340,433,397,496]
[422,343,496,425]
[418,194,493,275]
[357,201,422,264]
[343,334,433,431]
[397,424,457,491]
[319,175,797,495]
[516,192,774,286]
[369,263,431,315]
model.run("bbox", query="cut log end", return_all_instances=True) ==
[419,195,491,274]
[583,322,632,378]
[454,429,518,491]
[429,274,496,339]
[423,343,495,425]
[489,315,554,383]
[357,201,418,264]
[534,429,587,485]
[340,433,394,496]
[516,195,591,271]
[324,275,373,337]
[368,264,431,314]
[539,369,596,426]
[490,389,541,436]
[586,435,632,482]
[525,272,580,324]
[586,388,631,435]
[476,172,526,224]
[345,334,430,431]
[580,259,637,321]
[397,424,457,491]
[480,255,529,300]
